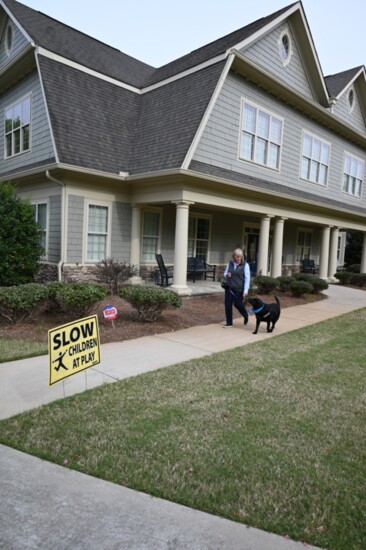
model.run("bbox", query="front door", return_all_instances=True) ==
[247,233,259,275]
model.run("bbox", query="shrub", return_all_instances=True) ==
[334,272,352,285]
[308,276,329,294]
[347,264,361,273]
[349,273,366,287]
[53,284,107,319]
[252,275,278,294]
[0,283,50,323]
[276,276,294,292]
[95,258,138,295]
[119,285,182,322]
[292,272,316,283]
[289,280,313,297]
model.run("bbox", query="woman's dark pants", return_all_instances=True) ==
[225,288,248,325]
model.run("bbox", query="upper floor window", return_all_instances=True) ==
[142,209,161,262]
[5,22,13,55]
[87,204,109,261]
[296,229,313,262]
[300,132,330,186]
[348,88,355,112]
[30,202,47,257]
[5,95,31,158]
[240,101,283,170]
[279,31,291,65]
[188,214,211,258]
[343,153,364,197]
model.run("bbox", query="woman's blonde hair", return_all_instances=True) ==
[232,248,244,260]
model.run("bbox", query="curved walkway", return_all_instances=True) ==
[1,284,365,549]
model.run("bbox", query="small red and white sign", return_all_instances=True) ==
[103,305,118,321]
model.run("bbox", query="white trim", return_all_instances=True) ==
[299,130,331,187]
[341,151,364,199]
[278,28,292,67]
[141,207,163,263]
[333,67,366,100]
[348,86,355,114]
[35,47,141,94]
[30,199,49,260]
[188,211,212,261]
[4,92,32,159]
[35,52,60,163]
[182,54,235,169]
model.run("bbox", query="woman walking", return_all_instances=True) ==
[222,248,250,327]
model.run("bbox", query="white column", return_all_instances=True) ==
[257,215,272,276]
[319,226,331,279]
[328,227,340,279]
[129,204,142,284]
[271,217,286,278]
[361,233,366,274]
[171,201,194,295]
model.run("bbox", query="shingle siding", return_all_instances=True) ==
[110,202,132,260]
[192,71,366,211]
[67,194,84,263]
[242,21,314,101]
[0,14,29,70]
[0,69,55,176]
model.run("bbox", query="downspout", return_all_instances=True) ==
[46,171,66,282]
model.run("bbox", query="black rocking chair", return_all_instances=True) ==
[155,254,173,287]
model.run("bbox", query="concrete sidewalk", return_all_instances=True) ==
[1,284,365,549]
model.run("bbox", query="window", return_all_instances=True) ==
[240,101,283,170]
[5,22,13,54]
[142,210,161,262]
[296,230,312,262]
[5,95,31,158]
[188,215,210,257]
[301,132,330,185]
[31,202,47,256]
[87,205,109,261]
[348,88,354,111]
[343,153,364,197]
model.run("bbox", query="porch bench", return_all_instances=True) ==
[187,256,216,283]
[301,259,319,274]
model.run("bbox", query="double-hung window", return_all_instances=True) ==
[301,132,330,185]
[87,204,109,261]
[5,95,31,158]
[296,230,312,262]
[343,153,364,197]
[188,215,210,258]
[31,202,47,257]
[240,101,283,169]
[142,210,161,262]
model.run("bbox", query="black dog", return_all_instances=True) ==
[248,296,281,335]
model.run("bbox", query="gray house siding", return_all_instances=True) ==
[193,71,366,210]
[48,194,61,263]
[67,195,84,263]
[241,22,314,102]
[0,15,29,70]
[110,202,132,260]
[332,87,366,136]
[0,70,55,176]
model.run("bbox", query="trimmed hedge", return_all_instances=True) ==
[349,273,366,287]
[119,285,182,322]
[334,272,353,285]
[252,275,278,294]
[289,280,313,297]
[53,284,107,319]
[276,276,294,292]
[0,283,50,323]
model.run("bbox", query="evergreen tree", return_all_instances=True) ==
[0,182,44,286]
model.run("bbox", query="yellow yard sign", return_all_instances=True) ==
[48,315,101,386]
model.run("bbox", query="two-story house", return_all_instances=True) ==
[1,0,365,294]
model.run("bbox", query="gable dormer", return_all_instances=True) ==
[326,66,366,135]
[231,2,329,108]
[0,5,31,72]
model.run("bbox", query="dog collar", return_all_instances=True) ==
[250,305,265,313]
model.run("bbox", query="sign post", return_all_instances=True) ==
[48,315,101,386]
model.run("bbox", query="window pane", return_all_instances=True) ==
[344,154,351,174]
[196,241,208,257]
[319,164,327,185]
[357,160,364,180]
[257,111,269,138]
[22,97,30,125]
[301,157,310,180]
[241,133,254,160]
[321,143,330,164]
[23,126,30,151]
[5,109,13,133]
[87,235,106,261]
[143,211,159,236]
[142,236,158,261]
[196,218,209,240]
[255,137,266,164]
[270,118,282,144]
[303,134,312,157]
[88,205,108,232]
[312,139,321,161]
[343,174,349,192]
[243,104,256,133]
[188,217,196,239]
[6,134,12,157]
[268,143,279,169]
[310,161,319,182]
[37,204,47,230]
[13,103,21,129]
[13,129,20,154]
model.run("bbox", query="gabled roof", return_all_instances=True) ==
[1,0,155,88]
[325,66,365,98]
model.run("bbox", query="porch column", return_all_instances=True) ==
[271,217,286,278]
[171,200,194,295]
[361,233,366,273]
[129,204,142,284]
[257,215,273,276]
[319,226,331,279]
[328,227,340,279]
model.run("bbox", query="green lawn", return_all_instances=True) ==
[1,309,366,550]
[0,337,47,363]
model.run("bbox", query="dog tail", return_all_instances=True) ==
[275,296,280,307]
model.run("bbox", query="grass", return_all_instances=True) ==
[1,309,366,549]
[0,337,47,363]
